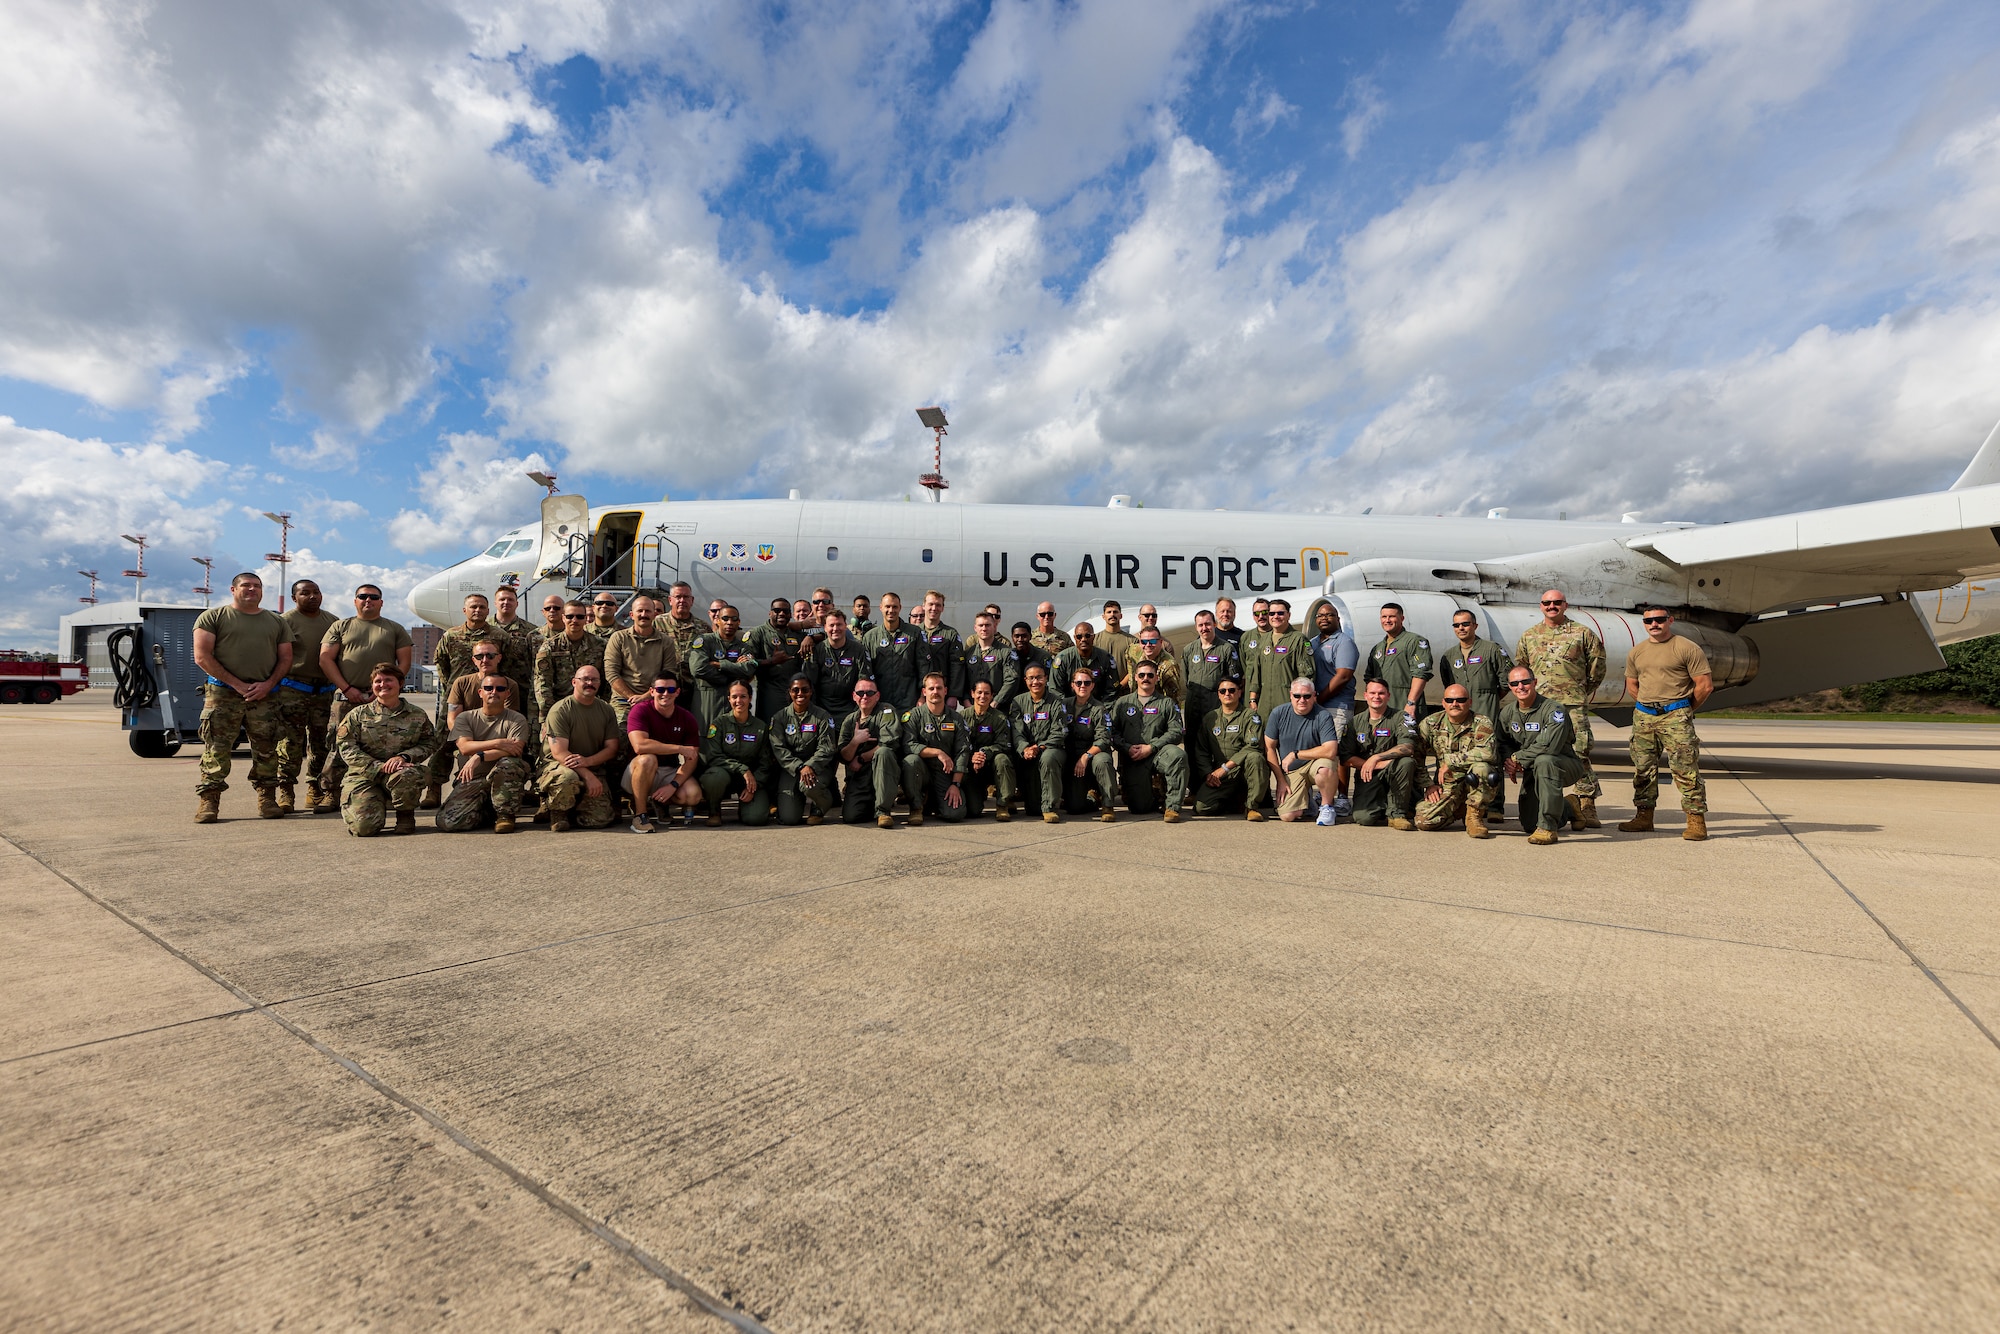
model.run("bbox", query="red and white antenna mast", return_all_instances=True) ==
[915,406,950,502]
[77,570,99,605]
[261,511,293,610]
[192,556,216,607]
[120,534,149,602]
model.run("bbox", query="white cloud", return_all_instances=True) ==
[386,432,555,552]
[263,547,439,625]
[1338,77,1383,159]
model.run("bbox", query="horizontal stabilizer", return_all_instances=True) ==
[1630,482,2000,582]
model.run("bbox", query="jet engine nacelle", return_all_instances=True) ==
[1306,588,1760,707]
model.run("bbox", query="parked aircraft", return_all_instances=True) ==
[407,425,2000,714]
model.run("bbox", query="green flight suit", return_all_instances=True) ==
[769,703,837,825]
[901,703,972,822]
[918,624,964,701]
[1010,691,1072,817]
[1244,628,1311,714]
[957,638,1019,710]
[1050,644,1117,702]
[836,705,906,821]
[1340,707,1418,826]
[810,636,873,723]
[745,621,811,720]
[689,631,758,727]
[1365,630,1434,719]
[698,713,774,825]
[1179,637,1244,740]
[1059,698,1118,815]
[958,704,1017,817]
[863,621,927,712]
[1498,694,1586,835]
[1190,705,1268,816]
[1106,691,1187,813]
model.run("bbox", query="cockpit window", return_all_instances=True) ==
[483,539,514,558]
[507,538,535,556]
[483,537,534,558]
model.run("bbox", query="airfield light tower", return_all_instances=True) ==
[120,534,149,602]
[915,406,950,501]
[192,556,216,607]
[261,511,292,610]
[526,470,560,496]
[77,570,99,606]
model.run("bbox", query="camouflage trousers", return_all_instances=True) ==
[322,697,359,794]
[1552,699,1600,799]
[342,765,427,836]
[196,685,283,795]
[1415,770,1491,830]
[1630,707,1707,814]
[275,686,334,784]
[437,756,531,831]
[429,695,538,784]
[538,758,617,827]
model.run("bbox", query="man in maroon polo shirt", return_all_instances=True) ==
[623,670,703,832]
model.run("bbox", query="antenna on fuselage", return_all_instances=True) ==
[915,407,950,502]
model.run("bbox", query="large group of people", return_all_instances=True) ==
[187,573,1715,842]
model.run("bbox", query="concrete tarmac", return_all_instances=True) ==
[4,695,1998,1331]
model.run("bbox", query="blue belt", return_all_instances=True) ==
[1634,698,1693,716]
[281,677,339,695]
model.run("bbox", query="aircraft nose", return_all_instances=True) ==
[408,571,454,626]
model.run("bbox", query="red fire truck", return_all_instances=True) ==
[0,652,89,704]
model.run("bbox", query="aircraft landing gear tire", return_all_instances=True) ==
[130,729,183,758]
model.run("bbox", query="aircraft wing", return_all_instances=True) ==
[1626,481,2000,582]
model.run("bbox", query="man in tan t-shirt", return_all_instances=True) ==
[1618,607,1714,840]
[437,673,530,833]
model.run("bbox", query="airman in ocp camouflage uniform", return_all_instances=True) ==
[535,615,606,712]
[335,691,437,837]
[1414,692,1497,837]
[1514,590,1606,823]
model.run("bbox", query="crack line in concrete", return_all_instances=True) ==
[0,830,775,1334]
[1717,763,2000,1056]
[0,1007,258,1066]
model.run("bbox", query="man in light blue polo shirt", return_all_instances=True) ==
[1308,599,1359,820]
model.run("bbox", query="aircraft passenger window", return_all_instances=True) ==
[922,548,933,563]
[827,546,839,561]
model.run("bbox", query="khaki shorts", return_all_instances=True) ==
[1275,758,1335,817]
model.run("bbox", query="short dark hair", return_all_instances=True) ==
[1012,621,1032,635]
[651,669,680,686]
[291,578,318,596]
[230,572,261,588]
[355,583,383,597]
[1380,601,1404,614]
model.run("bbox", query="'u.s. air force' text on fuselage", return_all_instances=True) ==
[980,552,1304,594]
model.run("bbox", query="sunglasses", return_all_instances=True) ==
[1290,692,1313,700]
[1510,680,1535,688]
[651,684,678,694]
[1136,673,1157,680]
[1643,616,1670,625]
[1541,599,1566,607]
[1444,696,1470,705]
[563,613,586,621]
[855,689,878,697]
[1218,686,1240,693]
[1139,639,1160,646]
[789,685,812,694]
[480,684,509,693]
[472,654,499,661]
[354,593,382,601]
[811,598,832,605]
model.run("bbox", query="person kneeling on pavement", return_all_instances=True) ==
[838,677,908,828]
[539,664,621,831]
[1498,666,1586,846]
[1192,679,1268,820]
[436,673,529,833]
[334,661,435,837]
[1109,662,1187,823]
[772,673,837,826]
[699,681,774,825]
[624,670,703,832]
[1265,675,1341,824]
[1414,687,1496,838]
[1339,680,1418,828]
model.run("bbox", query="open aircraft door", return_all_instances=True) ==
[534,494,590,594]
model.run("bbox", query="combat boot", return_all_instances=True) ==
[1528,827,1559,845]
[1163,808,1182,824]
[394,809,417,836]
[1043,811,1061,824]
[276,783,295,815]
[1099,808,1116,823]
[256,787,283,819]
[550,815,572,833]
[304,780,321,812]
[806,812,824,826]
[1565,795,1587,832]
[877,814,895,829]
[906,809,925,827]
[1683,812,1708,841]
[419,783,441,810]
[1575,796,1602,828]
[493,817,517,834]
[313,783,337,814]
[1465,807,1492,839]
[1388,816,1415,831]
[994,805,1012,822]
[195,793,220,824]
[1246,809,1267,822]
[1618,807,1655,833]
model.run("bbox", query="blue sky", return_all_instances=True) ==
[4,0,2000,645]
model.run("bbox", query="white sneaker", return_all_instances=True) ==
[1316,804,1338,827]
